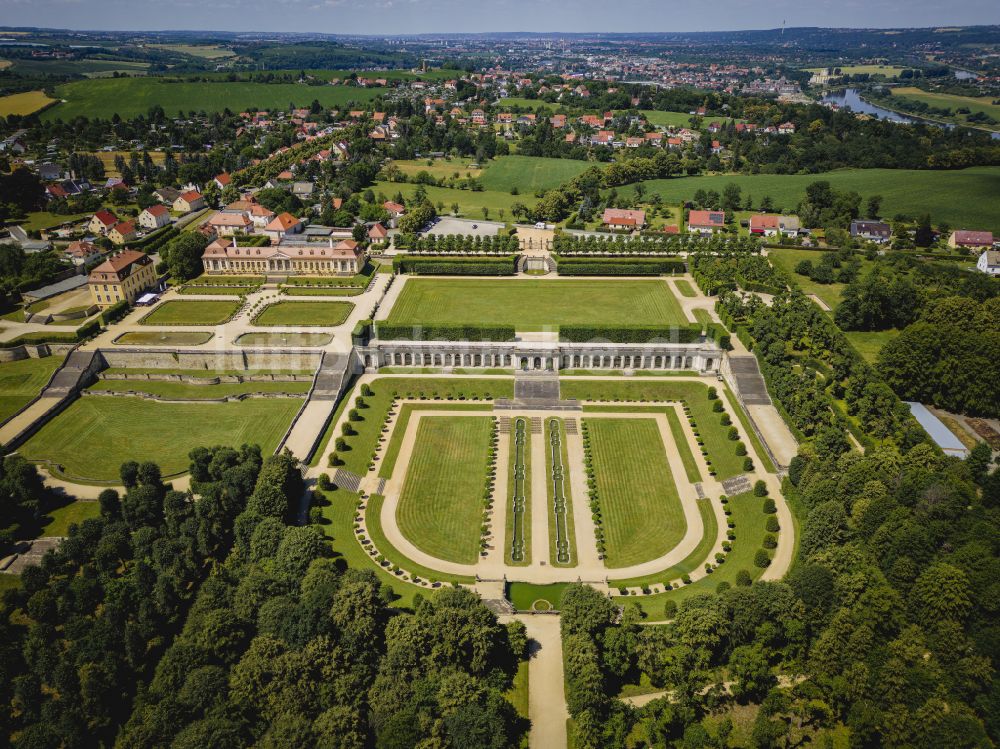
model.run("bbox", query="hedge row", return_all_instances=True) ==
[392,255,517,276]
[375,323,515,342]
[556,258,686,276]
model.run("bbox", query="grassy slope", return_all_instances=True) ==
[626,167,1000,234]
[141,300,240,326]
[0,356,62,423]
[479,155,596,193]
[253,300,353,327]
[387,279,686,330]
[21,396,301,481]
[42,78,386,121]
[586,418,686,568]
[396,416,492,565]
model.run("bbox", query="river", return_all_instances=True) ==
[820,88,1000,140]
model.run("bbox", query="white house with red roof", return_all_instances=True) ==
[687,210,726,234]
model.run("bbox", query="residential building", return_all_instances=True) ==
[88,250,157,307]
[64,240,101,266]
[264,212,303,242]
[138,204,171,230]
[173,190,206,213]
[687,210,726,234]
[850,220,892,244]
[976,250,1000,276]
[749,214,800,238]
[201,238,363,276]
[602,208,647,230]
[108,221,137,245]
[949,230,994,250]
[89,209,118,236]
[208,211,253,236]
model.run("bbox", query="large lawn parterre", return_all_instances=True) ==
[253,300,354,327]
[21,396,302,482]
[396,416,494,565]
[584,418,686,568]
[387,279,686,330]
[141,299,241,326]
[0,356,62,423]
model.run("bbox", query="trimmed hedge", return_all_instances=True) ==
[556,257,686,276]
[375,323,515,342]
[100,300,129,326]
[392,255,517,276]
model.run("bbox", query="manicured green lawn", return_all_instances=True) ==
[674,279,697,297]
[235,332,332,347]
[608,499,718,587]
[0,356,62,423]
[388,279,686,330]
[365,494,475,585]
[40,501,101,537]
[479,155,597,193]
[21,396,302,482]
[844,330,900,364]
[253,300,353,327]
[613,491,770,619]
[544,418,577,567]
[42,78,386,121]
[88,380,310,399]
[505,420,532,566]
[333,377,512,476]
[396,416,493,565]
[141,300,240,326]
[626,167,1000,235]
[585,418,686,568]
[570,380,747,480]
[115,331,214,346]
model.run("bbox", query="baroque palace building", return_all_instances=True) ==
[201,237,364,277]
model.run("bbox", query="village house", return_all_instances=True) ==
[749,214,801,238]
[173,190,206,214]
[949,230,994,250]
[89,209,118,236]
[687,210,726,234]
[201,238,363,277]
[138,204,171,231]
[88,249,157,308]
[602,208,647,230]
[208,211,253,237]
[108,221,137,246]
[977,250,1000,276]
[64,240,101,266]
[264,212,303,242]
[850,220,892,244]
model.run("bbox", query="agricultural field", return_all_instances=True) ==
[0,90,56,116]
[387,279,686,330]
[141,300,241,326]
[41,78,387,121]
[372,180,530,219]
[625,167,1000,234]
[479,155,597,193]
[20,396,302,482]
[396,416,493,565]
[889,87,1000,129]
[585,418,686,568]
[806,64,906,77]
[0,356,62,423]
[253,300,353,327]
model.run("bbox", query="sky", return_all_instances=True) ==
[3,0,1000,35]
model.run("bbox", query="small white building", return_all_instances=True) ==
[977,249,1000,276]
